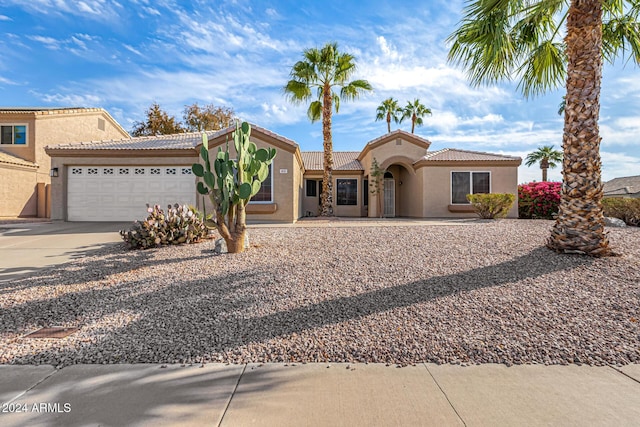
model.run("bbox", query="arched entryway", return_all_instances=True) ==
[379,162,418,218]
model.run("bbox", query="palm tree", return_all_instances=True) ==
[448,0,640,257]
[400,99,432,133]
[375,97,402,133]
[557,96,566,116]
[284,42,372,216]
[525,146,563,182]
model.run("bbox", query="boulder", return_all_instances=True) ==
[214,234,250,254]
[604,217,627,227]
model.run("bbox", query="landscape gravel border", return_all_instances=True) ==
[1,219,638,367]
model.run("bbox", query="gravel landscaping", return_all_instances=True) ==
[1,220,638,367]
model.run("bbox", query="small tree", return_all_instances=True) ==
[192,122,276,253]
[369,158,385,218]
[131,102,184,136]
[183,103,235,132]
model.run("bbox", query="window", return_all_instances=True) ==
[337,179,357,205]
[1,125,27,145]
[103,168,114,175]
[306,179,317,197]
[363,179,369,206]
[451,172,490,204]
[88,168,98,175]
[251,164,272,202]
[150,168,160,175]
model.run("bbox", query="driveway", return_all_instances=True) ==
[0,222,128,283]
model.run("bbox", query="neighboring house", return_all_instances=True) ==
[0,108,129,218]
[46,124,522,222]
[603,175,640,198]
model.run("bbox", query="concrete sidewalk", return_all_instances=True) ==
[1,363,639,426]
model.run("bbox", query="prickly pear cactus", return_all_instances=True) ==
[192,121,276,253]
[120,204,208,249]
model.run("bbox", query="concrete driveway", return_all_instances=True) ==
[0,221,128,283]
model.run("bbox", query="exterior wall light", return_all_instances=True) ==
[50,167,59,177]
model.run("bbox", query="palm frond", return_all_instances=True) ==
[517,40,566,98]
[308,101,322,123]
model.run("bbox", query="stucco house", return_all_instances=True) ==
[0,108,129,218]
[603,175,640,198]
[46,123,521,222]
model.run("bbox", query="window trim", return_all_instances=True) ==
[336,178,358,206]
[450,171,491,205]
[305,179,317,197]
[248,163,274,204]
[1,123,28,146]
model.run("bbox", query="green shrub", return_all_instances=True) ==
[120,204,209,249]
[466,193,516,219]
[602,197,640,226]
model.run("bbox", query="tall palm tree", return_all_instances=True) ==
[375,97,402,133]
[400,99,432,133]
[284,42,372,216]
[525,145,563,182]
[448,0,640,257]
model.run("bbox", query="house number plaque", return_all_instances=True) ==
[279,169,288,174]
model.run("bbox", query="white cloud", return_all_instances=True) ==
[122,44,142,56]
[0,14,12,21]
[27,35,61,50]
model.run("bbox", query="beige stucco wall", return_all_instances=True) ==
[0,164,38,217]
[33,112,129,187]
[420,165,519,218]
[302,174,322,216]
[332,173,364,217]
[202,134,299,223]
[1,110,129,218]
[359,137,428,218]
[49,154,196,221]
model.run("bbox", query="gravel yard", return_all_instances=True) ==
[1,220,638,367]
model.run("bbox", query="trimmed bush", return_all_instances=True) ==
[120,204,209,249]
[602,197,640,226]
[518,181,561,219]
[466,193,515,219]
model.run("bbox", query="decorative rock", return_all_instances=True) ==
[604,217,627,227]
[214,234,250,254]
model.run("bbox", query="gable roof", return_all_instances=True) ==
[0,149,37,168]
[301,151,363,171]
[415,148,522,165]
[604,175,640,196]
[46,130,216,151]
[204,123,299,152]
[357,130,431,161]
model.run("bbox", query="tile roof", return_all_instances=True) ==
[0,107,104,115]
[0,150,37,168]
[301,151,363,171]
[46,128,233,151]
[604,175,640,196]
[46,122,299,151]
[416,148,521,163]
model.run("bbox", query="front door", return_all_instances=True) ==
[384,178,395,217]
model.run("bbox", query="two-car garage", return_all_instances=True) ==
[45,131,207,222]
[66,165,196,221]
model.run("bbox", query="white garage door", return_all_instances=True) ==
[67,166,196,221]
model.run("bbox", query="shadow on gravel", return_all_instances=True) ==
[2,245,598,367]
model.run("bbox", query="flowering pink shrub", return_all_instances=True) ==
[518,181,561,219]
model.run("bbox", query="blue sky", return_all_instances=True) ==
[1,0,638,183]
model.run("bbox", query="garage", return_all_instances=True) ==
[67,165,196,221]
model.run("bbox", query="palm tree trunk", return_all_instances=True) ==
[320,83,334,216]
[411,115,416,133]
[386,113,391,133]
[547,0,610,256]
[542,167,548,182]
